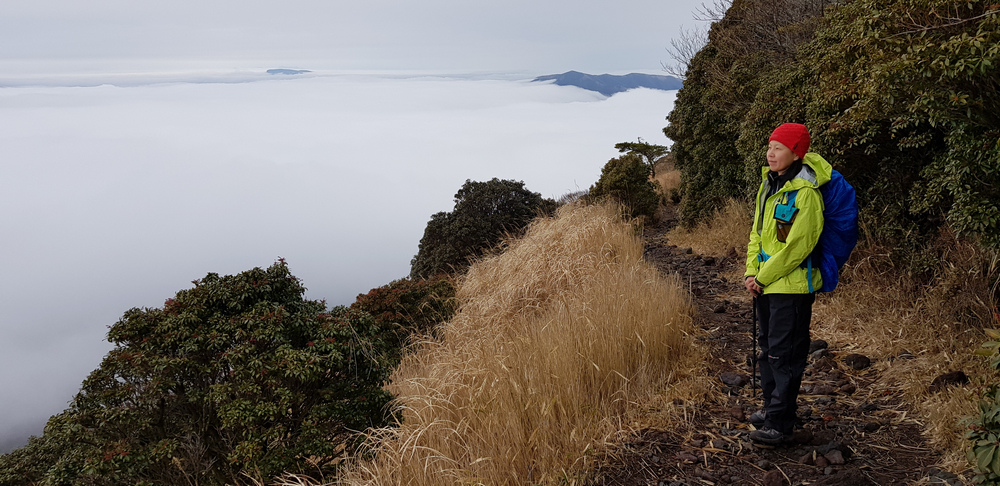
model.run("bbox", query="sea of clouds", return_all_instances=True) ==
[0,70,677,452]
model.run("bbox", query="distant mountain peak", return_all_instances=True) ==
[267,69,311,75]
[532,71,682,96]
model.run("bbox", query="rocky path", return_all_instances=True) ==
[592,207,966,485]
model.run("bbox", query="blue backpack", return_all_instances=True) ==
[798,169,859,293]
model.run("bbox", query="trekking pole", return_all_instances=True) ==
[751,296,758,399]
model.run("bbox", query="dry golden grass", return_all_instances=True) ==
[665,197,752,259]
[812,232,999,471]
[336,203,699,485]
[653,169,681,195]
[651,157,681,205]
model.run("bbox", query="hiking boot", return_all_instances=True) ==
[748,410,766,426]
[749,427,787,446]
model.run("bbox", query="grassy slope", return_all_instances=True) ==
[337,203,704,484]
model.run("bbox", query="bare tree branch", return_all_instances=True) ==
[662,24,709,78]
[891,8,998,37]
[694,0,734,22]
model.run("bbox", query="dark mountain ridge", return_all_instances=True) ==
[533,71,683,96]
[267,69,311,75]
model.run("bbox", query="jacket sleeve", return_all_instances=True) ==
[755,187,823,287]
[745,191,763,278]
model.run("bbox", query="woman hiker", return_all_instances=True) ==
[744,123,831,446]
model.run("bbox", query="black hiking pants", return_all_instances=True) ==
[756,292,814,435]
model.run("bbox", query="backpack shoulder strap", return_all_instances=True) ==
[785,188,817,293]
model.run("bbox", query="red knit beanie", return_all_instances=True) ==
[769,123,810,160]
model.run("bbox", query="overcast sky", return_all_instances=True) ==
[0,0,714,454]
[0,0,709,74]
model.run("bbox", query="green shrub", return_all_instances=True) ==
[351,276,458,364]
[587,153,659,220]
[410,178,557,278]
[0,413,85,486]
[614,139,669,176]
[0,261,396,485]
[969,328,1000,484]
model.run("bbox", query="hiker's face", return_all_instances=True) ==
[767,141,799,175]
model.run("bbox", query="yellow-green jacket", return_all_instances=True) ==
[745,152,831,294]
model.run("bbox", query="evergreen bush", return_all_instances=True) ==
[410,178,557,278]
[351,276,458,365]
[0,261,396,485]
[587,153,659,220]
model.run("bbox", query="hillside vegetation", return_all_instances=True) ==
[666,0,999,258]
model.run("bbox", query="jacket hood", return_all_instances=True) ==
[760,152,833,190]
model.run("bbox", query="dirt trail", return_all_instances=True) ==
[592,205,967,485]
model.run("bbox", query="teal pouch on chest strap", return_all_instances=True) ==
[773,190,799,223]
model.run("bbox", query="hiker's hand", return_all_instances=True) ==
[745,276,762,296]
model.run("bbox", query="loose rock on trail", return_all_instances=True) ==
[590,206,966,485]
